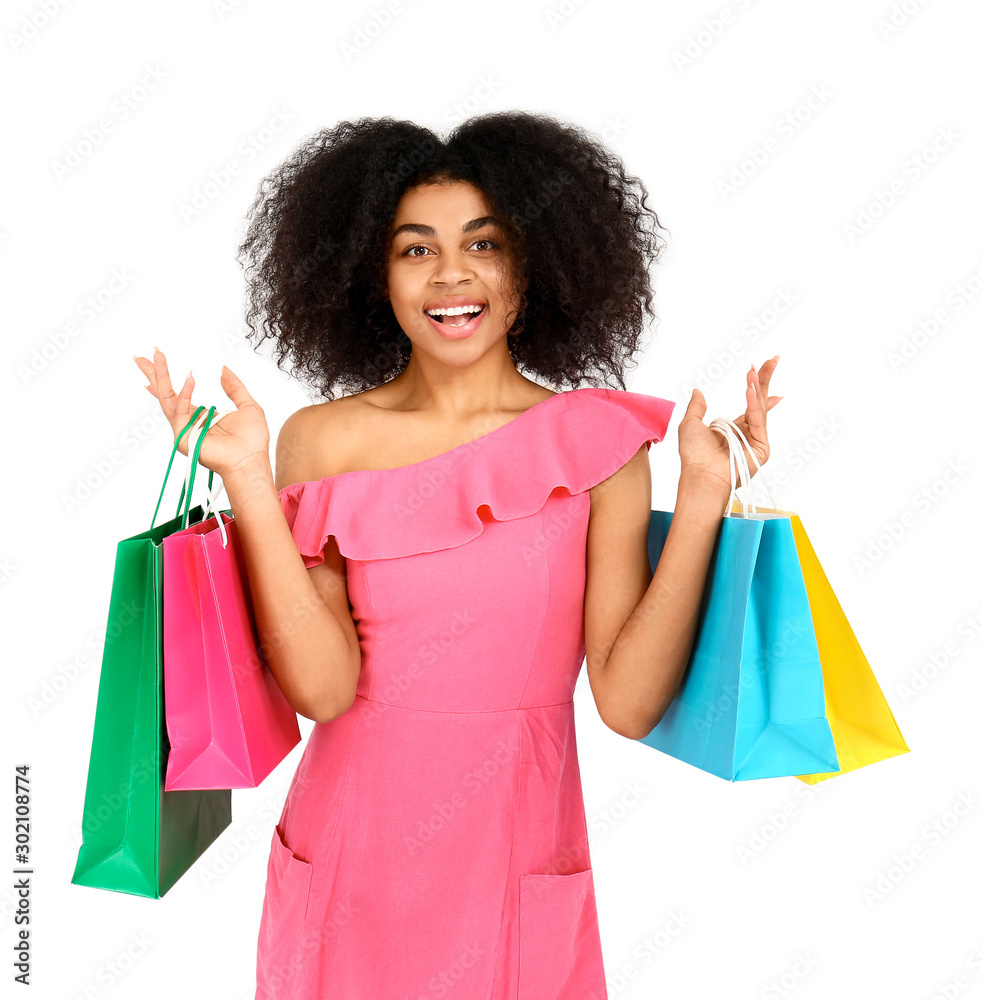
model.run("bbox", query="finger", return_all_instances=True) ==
[219,366,260,410]
[746,370,767,426]
[153,347,176,410]
[133,355,158,394]
[728,413,761,481]
[754,355,779,397]
[134,355,157,390]
[681,386,707,423]
[179,371,195,404]
[156,350,199,439]
[735,417,764,478]
[737,395,782,437]
[744,380,768,449]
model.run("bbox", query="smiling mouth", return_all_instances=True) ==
[427,305,487,327]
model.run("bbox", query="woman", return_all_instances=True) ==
[134,111,779,999]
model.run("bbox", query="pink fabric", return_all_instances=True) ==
[255,387,676,999]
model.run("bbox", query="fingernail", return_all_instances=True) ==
[773,354,780,362]
[154,345,160,355]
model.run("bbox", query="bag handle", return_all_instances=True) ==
[151,406,213,529]
[708,417,779,519]
[183,409,232,547]
[175,406,237,523]
[176,406,218,530]
[176,417,217,524]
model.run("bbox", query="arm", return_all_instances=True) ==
[584,447,729,740]
[221,408,362,723]
[584,359,781,740]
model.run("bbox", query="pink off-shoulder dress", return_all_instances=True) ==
[255,386,675,1000]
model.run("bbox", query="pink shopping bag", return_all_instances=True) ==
[161,410,300,790]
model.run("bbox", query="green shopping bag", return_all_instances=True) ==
[72,406,232,897]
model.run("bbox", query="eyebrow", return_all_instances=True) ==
[390,215,503,240]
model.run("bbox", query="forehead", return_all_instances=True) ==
[390,180,498,236]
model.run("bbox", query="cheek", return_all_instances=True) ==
[387,281,423,314]
[481,262,519,304]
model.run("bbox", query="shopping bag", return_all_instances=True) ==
[730,499,910,783]
[638,418,839,781]
[162,412,301,790]
[72,406,232,897]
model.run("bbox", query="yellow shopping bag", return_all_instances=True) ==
[732,499,910,783]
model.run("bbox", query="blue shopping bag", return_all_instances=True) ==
[638,418,839,782]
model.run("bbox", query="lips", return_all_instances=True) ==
[428,305,486,326]
[423,296,487,312]
[424,303,488,339]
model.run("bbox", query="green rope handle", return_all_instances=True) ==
[179,405,218,530]
[150,406,217,530]
[151,406,204,529]
[176,461,216,523]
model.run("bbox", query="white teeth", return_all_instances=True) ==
[425,305,484,317]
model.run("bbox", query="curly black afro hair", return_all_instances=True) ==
[236,111,669,400]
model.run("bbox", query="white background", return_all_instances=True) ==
[4,1,980,998]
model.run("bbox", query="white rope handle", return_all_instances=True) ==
[183,408,235,548]
[708,417,779,519]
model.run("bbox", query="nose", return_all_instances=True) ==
[430,245,475,285]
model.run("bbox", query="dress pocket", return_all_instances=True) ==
[517,867,608,1000]
[256,825,314,999]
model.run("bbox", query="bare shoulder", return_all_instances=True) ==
[277,381,561,488]
[274,394,370,491]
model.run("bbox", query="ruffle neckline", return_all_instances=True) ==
[278,387,676,563]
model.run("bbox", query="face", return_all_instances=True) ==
[384,180,523,360]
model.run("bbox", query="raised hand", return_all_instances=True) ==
[677,355,782,493]
[132,347,271,480]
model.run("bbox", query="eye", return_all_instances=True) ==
[400,238,498,257]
